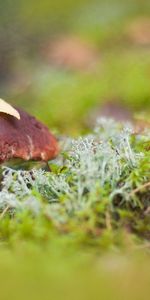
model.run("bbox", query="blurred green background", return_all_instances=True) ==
[0,1,150,299]
[1,0,150,132]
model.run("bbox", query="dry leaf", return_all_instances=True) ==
[125,17,150,45]
[0,98,20,120]
[45,36,99,71]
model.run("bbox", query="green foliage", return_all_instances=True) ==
[1,0,150,132]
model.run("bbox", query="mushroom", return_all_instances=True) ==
[0,100,59,163]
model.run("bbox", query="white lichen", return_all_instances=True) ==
[0,118,148,220]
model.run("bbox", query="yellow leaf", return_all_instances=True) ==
[0,99,20,120]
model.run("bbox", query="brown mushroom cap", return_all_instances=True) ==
[0,108,59,163]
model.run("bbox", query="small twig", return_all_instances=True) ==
[105,211,112,230]
[129,181,150,197]
[0,205,10,220]
[46,162,51,172]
